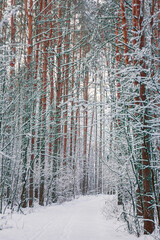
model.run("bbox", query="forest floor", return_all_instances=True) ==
[0,195,154,240]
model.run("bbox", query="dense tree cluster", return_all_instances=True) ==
[0,0,160,237]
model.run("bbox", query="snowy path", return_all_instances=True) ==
[0,195,152,240]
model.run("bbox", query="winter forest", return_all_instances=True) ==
[0,0,160,239]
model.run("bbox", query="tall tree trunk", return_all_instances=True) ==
[63,1,71,163]
[82,45,89,195]
[98,77,103,194]
[52,2,62,202]
[7,0,16,204]
[39,0,48,206]
[70,16,75,161]
[115,12,123,204]
[27,0,34,208]
[20,0,30,209]
[94,74,98,194]
[34,0,43,201]
[132,0,144,217]
[139,0,154,234]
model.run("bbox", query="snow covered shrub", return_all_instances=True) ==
[102,195,121,220]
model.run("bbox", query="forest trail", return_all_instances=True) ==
[0,195,152,240]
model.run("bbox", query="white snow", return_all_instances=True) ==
[0,195,153,240]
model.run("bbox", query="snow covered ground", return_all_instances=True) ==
[0,195,154,240]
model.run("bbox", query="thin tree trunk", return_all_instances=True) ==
[82,45,89,195]
[39,0,48,206]
[94,75,98,194]
[120,0,129,65]
[52,2,62,202]
[98,77,103,194]
[26,0,34,208]
[33,0,43,201]
[7,0,16,203]
[63,1,71,163]
[70,16,75,160]
[20,0,30,209]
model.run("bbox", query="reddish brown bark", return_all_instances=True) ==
[10,0,16,79]
[120,0,129,65]
[132,0,137,46]
[139,0,154,234]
